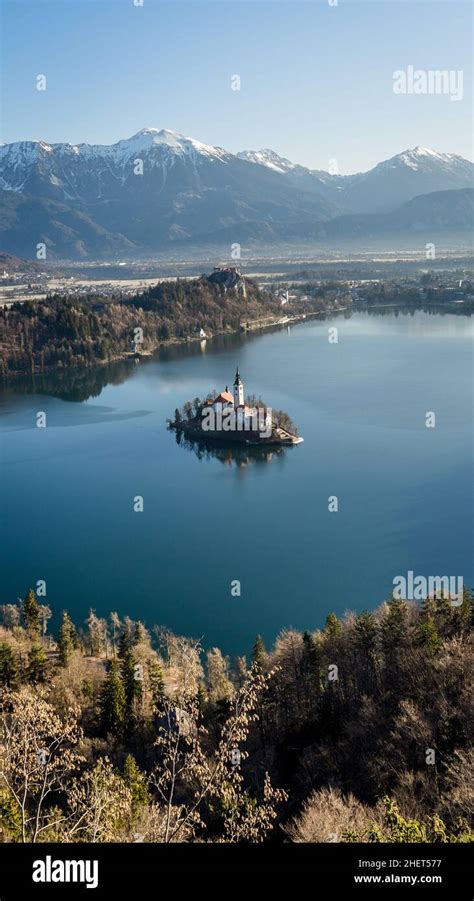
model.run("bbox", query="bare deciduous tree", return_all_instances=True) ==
[63,758,133,842]
[0,605,21,630]
[206,647,233,702]
[151,662,286,843]
[0,687,82,842]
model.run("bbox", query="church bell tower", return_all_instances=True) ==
[233,366,244,408]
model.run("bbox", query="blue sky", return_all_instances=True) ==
[1,0,472,173]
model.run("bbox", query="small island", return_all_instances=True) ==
[169,367,303,446]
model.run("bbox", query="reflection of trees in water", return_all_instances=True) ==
[2,359,136,403]
[173,429,286,468]
[3,304,467,404]
[361,304,473,318]
[0,327,285,403]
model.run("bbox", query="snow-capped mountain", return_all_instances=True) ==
[0,129,472,258]
[237,148,347,202]
[340,147,474,213]
[0,129,230,198]
[236,149,297,174]
[0,128,339,257]
[237,144,474,213]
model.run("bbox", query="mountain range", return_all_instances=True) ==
[0,128,472,259]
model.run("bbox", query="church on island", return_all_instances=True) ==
[202,367,272,437]
[171,367,303,446]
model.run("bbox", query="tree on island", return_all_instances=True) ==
[272,408,298,436]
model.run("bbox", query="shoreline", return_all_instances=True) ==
[0,309,324,380]
[170,420,304,447]
[2,301,465,381]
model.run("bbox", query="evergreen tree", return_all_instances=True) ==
[353,611,378,651]
[415,614,441,656]
[118,629,133,659]
[252,634,267,672]
[458,587,473,630]
[433,593,451,621]
[0,788,22,841]
[100,660,127,737]
[57,612,77,666]
[134,621,148,644]
[381,597,408,651]
[23,589,40,635]
[27,644,47,684]
[148,659,165,713]
[122,754,149,815]
[419,594,436,616]
[0,643,19,688]
[353,611,379,686]
[302,630,319,673]
[118,631,142,716]
[324,612,342,638]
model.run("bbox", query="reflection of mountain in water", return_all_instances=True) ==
[173,429,287,468]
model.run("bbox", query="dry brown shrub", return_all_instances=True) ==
[285,787,380,843]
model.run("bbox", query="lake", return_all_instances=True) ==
[0,308,472,657]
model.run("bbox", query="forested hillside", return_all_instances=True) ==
[0,275,282,376]
[0,590,472,843]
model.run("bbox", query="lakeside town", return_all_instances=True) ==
[1,258,473,380]
[1,252,473,313]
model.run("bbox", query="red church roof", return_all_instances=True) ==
[213,391,234,404]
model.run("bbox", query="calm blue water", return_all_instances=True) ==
[0,309,472,656]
